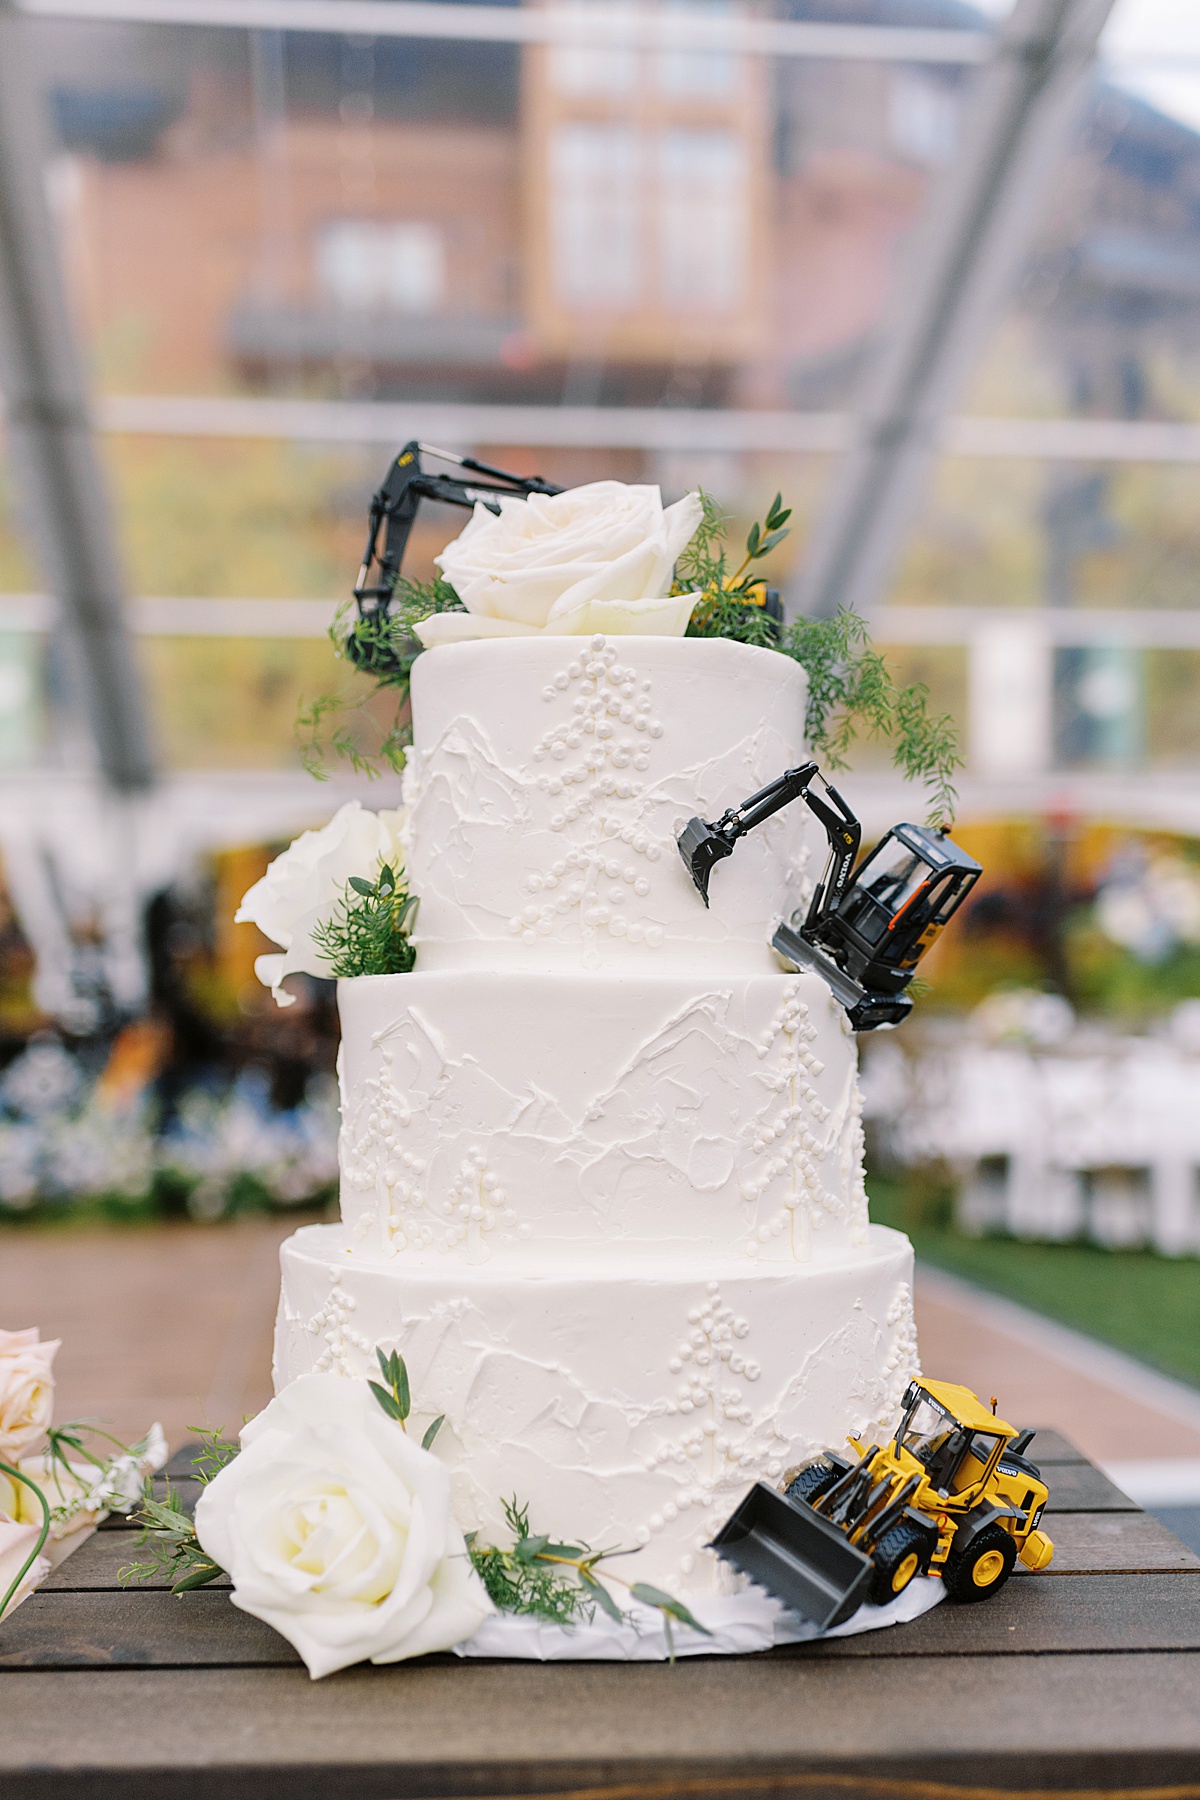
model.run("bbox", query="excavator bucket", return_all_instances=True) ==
[677,816,733,907]
[709,1482,875,1631]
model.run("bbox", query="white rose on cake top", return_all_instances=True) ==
[236,801,406,1007]
[193,1374,492,1679]
[418,481,703,646]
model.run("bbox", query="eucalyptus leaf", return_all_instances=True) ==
[580,1568,624,1623]
[421,1415,445,1451]
[348,875,375,896]
[630,1583,712,1635]
[368,1380,406,1423]
[514,1533,550,1562]
[172,1561,225,1593]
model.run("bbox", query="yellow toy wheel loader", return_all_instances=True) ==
[710,1379,1054,1632]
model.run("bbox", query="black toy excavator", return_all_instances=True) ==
[348,440,562,669]
[677,766,980,1031]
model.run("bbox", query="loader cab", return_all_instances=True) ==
[897,1382,1009,1500]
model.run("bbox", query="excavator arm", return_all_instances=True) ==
[353,441,562,624]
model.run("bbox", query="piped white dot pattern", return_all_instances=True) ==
[303,1274,372,1375]
[510,638,669,956]
[633,1280,791,1576]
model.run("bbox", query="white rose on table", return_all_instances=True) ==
[236,801,407,1008]
[193,1374,492,1679]
[418,481,703,646]
[0,1327,59,1461]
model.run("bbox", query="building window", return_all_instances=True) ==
[549,123,642,307]
[315,220,444,314]
[659,127,745,310]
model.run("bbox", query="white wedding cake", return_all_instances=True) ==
[274,631,918,1601]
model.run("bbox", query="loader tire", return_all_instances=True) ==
[869,1520,934,1606]
[785,1460,842,1508]
[943,1524,1017,1603]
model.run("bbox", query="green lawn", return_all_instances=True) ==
[868,1175,1200,1391]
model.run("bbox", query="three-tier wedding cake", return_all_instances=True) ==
[273,628,918,1607]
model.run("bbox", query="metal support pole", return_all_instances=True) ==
[0,0,156,789]
[795,0,1118,621]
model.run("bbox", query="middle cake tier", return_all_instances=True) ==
[337,966,869,1264]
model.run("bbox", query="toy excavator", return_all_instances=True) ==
[348,440,562,668]
[710,1380,1054,1631]
[676,765,981,1031]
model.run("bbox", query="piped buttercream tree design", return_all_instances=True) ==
[636,1281,791,1577]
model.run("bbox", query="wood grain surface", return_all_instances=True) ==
[4,1440,1200,1798]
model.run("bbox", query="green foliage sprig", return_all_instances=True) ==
[467,1496,710,1659]
[297,486,960,823]
[298,579,465,780]
[311,863,418,979]
[780,608,961,826]
[119,1424,238,1594]
[2,1418,170,1618]
[369,1346,444,1450]
[680,493,960,824]
[677,490,791,647]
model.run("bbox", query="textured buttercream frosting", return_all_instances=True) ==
[403,634,817,972]
[336,967,868,1265]
[274,632,920,1612]
[276,1222,917,1596]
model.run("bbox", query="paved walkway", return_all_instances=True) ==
[3,1219,1200,1491]
[0,1217,294,1447]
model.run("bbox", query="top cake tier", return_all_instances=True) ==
[404,634,813,974]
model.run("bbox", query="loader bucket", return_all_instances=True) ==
[709,1482,875,1631]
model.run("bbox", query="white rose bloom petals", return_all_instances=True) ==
[421,481,703,646]
[236,801,408,1007]
[193,1375,492,1679]
[0,1326,59,1461]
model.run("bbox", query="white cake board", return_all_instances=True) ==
[453,1576,944,1661]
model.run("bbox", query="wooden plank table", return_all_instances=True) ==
[3,1430,1199,1800]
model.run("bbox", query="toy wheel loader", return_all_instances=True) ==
[710,1379,1054,1632]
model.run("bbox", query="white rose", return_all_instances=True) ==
[420,481,702,646]
[0,1515,49,1619]
[193,1375,492,1679]
[235,802,408,1008]
[0,1327,59,1461]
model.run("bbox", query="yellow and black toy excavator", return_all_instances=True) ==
[711,1380,1054,1631]
[677,765,981,1031]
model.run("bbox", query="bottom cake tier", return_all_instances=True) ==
[274,1222,918,1597]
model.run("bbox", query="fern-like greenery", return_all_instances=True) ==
[466,1496,709,1656]
[311,863,417,979]
[780,610,961,826]
[678,493,960,824]
[119,1424,238,1594]
[297,487,961,822]
[297,579,464,780]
